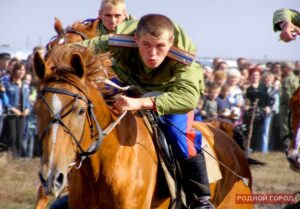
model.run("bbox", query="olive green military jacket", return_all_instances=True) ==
[273,9,300,31]
[77,20,204,116]
[281,72,299,107]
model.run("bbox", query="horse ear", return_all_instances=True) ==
[33,52,50,80]
[70,53,85,78]
[54,17,64,35]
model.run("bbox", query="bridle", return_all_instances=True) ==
[38,79,103,159]
[37,75,127,167]
[46,26,89,52]
[37,76,105,165]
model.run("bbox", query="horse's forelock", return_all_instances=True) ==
[47,45,114,81]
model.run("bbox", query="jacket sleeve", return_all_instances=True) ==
[273,9,300,31]
[155,62,204,115]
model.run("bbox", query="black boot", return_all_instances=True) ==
[49,195,69,209]
[180,152,215,209]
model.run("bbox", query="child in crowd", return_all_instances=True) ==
[217,84,232,120]
[201,84,221,119]
[213,70,227,87]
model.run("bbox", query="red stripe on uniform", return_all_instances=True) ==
[186,111,197,157]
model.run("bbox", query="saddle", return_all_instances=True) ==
[139,110,184,209]
[139,110,223,209]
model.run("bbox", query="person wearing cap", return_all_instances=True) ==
[75,14,213,209]
[279,62,299,150]
[273,9,300,42]
[0,52,11,75]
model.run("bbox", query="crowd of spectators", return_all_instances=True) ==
[0,46,299,157]
[0,46,45,158]
[197,57,300,153]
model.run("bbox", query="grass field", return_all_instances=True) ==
[0,151,299,209]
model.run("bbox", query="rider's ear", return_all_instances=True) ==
[33,52,51,80]
[70,53,85,78]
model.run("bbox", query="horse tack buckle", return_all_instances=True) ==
[69,158,83,169]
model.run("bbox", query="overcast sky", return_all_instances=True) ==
[0,0,299,61]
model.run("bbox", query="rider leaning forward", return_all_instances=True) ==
[74,14,214,209]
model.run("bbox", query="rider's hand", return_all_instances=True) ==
[113,95,154,112]
[279,20,300,42]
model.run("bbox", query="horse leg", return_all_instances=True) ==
[34,185,49,209]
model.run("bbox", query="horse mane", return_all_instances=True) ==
[70,19,101,39]
[46,45,118,95]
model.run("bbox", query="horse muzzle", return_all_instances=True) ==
[39,171,68,198]
[285,149,300,172]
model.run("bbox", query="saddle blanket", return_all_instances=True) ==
[202,137,222,183]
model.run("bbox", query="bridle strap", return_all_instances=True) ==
[38,85,104,159]
[46,25,89,53]
[65,26,89,40]
[38,88,89,154]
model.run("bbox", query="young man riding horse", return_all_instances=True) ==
[75,14,214,209]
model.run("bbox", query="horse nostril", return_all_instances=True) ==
[39,172,48,187]
[296,154,300,164]
[55,173,64,188]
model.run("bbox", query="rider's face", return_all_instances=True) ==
[134,32,173,69]
[99,6,127,32]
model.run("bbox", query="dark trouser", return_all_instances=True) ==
[5,115,25,157]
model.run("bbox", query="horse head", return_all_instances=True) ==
[287,87,300,172]
[34,45,114,197]
[46,17,100,52]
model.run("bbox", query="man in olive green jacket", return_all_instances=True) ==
[75,14,213,209]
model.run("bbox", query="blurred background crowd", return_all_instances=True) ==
[0,46,45,158]
[0,46,299,158]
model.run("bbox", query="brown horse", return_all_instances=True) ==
[287,87,300,171]
[33,44,253,209]
[46,17,100,51]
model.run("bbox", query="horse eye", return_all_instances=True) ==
[78,108,86,115]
